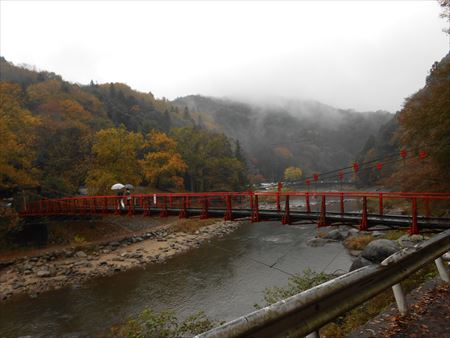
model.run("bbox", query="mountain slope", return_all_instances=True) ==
[174,95,392,181]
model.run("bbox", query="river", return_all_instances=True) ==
[0,221,352,337]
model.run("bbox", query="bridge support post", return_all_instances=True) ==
[127,197,134,216]
[392,283,408,315]
[282,195,291,225]
[160,196,168,217]
[305,192,311,213]
[277,182,282,212]
[114,197,121,215]
[92,199,97,214]
[424,196,430,219]
[317,195,327,227]
[200,196,209,219]
[340,192,344,216]
[224,195,233,221]
[409,197,419,235]
[251,195,260,223]
[379,193,383,216]
[179,196,188,219]
[143,199,150,217]
[434,257,450,282]
[359,196,368,231]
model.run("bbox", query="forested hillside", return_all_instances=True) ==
[0,58,247,195]
[174,96,392,181]
[356,52,450,191]
[1,57,393,196]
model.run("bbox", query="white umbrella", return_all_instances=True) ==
[111,183,125,190]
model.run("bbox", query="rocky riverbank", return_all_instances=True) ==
[0,219,241,301]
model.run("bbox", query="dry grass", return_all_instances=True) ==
[320,263,438,337]
[343,235,375,250]
[171,218,219,234]
[383,230,406,241]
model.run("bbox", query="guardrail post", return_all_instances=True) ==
[251,195,260,223]
[409,197,419,235]
[317,195,327,227]
[200,196,209,219]
[434,257,450,282]
[169,195,173,208]
[179,196,188,219]
[277,182,282,212]
[379,193,383,216]
[340,192,344,215]
[282,195,291,225]
[360,196,368,231]
[392,283,408,315]
[306,192,311,213]
[224,195,233,221]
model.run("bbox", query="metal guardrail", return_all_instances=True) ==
[196,229,450,338]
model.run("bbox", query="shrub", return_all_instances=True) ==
[110,308,216,337]
[259,268,332,307]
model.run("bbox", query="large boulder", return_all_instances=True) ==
[361,239,400,263]
[349,256,373,271]
[323,229,346,241]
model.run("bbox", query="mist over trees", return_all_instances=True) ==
[0,56,396,196]
[173,95,392,182]
[356,52,450,191]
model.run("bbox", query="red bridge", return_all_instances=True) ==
[20,191,450,235]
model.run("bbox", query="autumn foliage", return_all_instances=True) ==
[0,58,249,196]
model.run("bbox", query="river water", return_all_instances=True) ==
[0,221,352,337]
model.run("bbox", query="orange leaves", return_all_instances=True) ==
[274,146,293,160]
[140,130,187,189]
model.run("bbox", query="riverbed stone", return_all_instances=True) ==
[349,256,373,271]
[36,269,52,278]
[75,251,87,258]
[361,239,400,263]
[307,237,329,247]
[397,234,425,248]
[324,229,346,241]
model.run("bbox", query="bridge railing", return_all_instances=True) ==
[195,229,450,338]
[21,191,450,234]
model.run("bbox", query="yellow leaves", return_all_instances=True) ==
[0,82,40,189]
[140,130,187,189]
[284,166,303,181]
[87,127,144,194]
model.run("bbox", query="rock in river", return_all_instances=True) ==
[361,239,400,263]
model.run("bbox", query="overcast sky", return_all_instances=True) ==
[1,1,448,112]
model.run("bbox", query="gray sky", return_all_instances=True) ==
[1,1,448,112]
